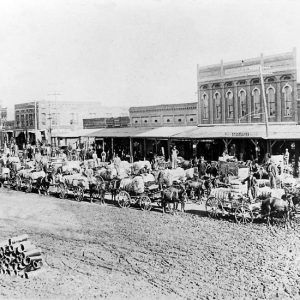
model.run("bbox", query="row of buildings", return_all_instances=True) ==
[1,49,300,174]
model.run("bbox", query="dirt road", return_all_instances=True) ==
[0,188,299,299]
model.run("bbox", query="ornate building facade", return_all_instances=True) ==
[197,49,298,125]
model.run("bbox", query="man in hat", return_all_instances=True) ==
[171,146,179,169]
[267,159,277,189]
[242,171,258,200]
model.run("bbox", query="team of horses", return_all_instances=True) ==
[1,156,299,228]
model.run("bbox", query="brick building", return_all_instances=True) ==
[129,102,198,127]
[14,100,128,146]
[197,50,297,125]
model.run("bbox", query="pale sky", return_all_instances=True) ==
[0,0,299,118]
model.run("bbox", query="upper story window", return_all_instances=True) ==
[239,89,246,117]
[226,90,234,119]
[252,87,261,115]
[202,93,209,119]
[214,92,221,119]
[266,86,276,117]
[283,84,292,116]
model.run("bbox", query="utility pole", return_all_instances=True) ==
[34,101,38,145]
[47,92,61,146]
[259,65,269,138]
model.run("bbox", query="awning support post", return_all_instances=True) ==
[294,141,300,178]
[129,138,133,163]
[143,138,146,161]
[167,139,171,161]
[111,137,114,157]
[222,139,231,153]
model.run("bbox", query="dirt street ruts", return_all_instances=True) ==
[0,188,299,299]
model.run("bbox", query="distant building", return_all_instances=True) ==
[129,102,198,127]
[83,116,130,129]
[14,100,128,145]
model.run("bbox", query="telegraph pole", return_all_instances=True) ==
[47,92,61,146]
[259,65,269,138]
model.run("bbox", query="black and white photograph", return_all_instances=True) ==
[0,0,300,299]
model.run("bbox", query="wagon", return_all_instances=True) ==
[116,180,162,211]
[15,169,44,193]
[57,174,90,202]
[205,187,253,224]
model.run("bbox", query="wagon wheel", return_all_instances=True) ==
[58,183,67,199]
[140,195,152,211]
[117,191,131,208]
[26,178,33,193]
[206,197,222,218]
[74,186,84,202]
[235,205,253,225]
[15,175,22,191]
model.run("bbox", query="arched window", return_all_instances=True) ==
[226,91,233,119]
[203,93,209,119]
[252,88,261,115]
[283,84,292,116]
[266,86,276,117]
[214,92,221,119]
[239,89,246,117]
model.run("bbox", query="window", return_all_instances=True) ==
[283,84,292,116]
[252,88,261,115]
[203,93,209,119]
[144,120,147,123]
[239,90,246,118]
[266,86,276,117]
[178,119,182,122]
[154,120,158,123]
[226,91,234,119]
[190,118,194,122]
[167,119,170,122]
[214,92,221,119]
[135,120,138,123]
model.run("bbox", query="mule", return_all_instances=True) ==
[261,194,294,228]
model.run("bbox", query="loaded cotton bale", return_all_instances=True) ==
[132,161,151,174]
[119,178,133,191]
[141,173,155,184]
[161,168,186,186]
[132,176,145,194]
[62,161,81,173]
[185,168,194,180]
[8,156,20,164]
[29,170,46,180]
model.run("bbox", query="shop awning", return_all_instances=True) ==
[135,126,197,138]
[172,124,266,139]
[52,129,99,138]
[266,124,300,140]
[87,127,151,138]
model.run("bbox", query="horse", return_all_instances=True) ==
[89,180,107,204]
[261,194,294,228]
[160,183,186,214]
[36,172,54,195]
[206,162,219,178]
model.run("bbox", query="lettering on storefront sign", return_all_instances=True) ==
[224,65,261,76]
[225,132,259,137]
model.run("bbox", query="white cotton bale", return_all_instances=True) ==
[185,168,194,180]
[30,171,46,180]
[168,167,186,182]
[141,173,155,183]
[132,176,145,194]
[8,156,20,163]
[1,167,10,175]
